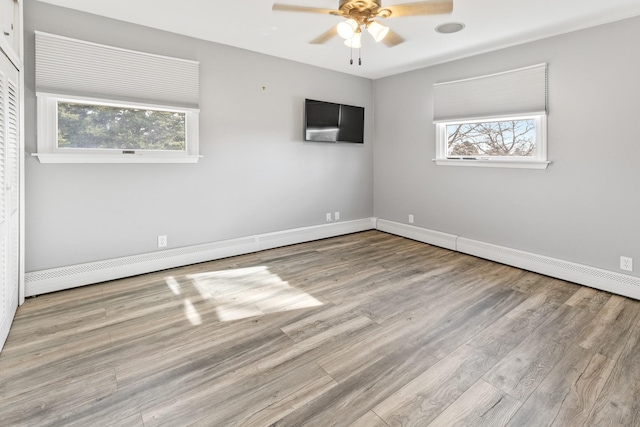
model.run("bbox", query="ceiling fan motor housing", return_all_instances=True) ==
[338,0,392,22]
[339,0,381,10]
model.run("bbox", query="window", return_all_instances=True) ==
[35,32,200,163]
[433,64,549,169]
[37,94,199,162]
[436,114,546,165]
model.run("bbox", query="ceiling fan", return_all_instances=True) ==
[272,0,454,48]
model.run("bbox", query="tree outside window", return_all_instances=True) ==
[57,102,186,151]
[446,119,536,157]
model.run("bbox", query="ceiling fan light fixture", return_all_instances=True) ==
[344,30,362,48]
[367,20,390,42]
[337,18,359,39]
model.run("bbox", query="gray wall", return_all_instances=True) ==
[24,2,374,271]
[25,2,640,280]
[374,15,640,277]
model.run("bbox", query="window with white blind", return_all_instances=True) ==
[433,64,549,169]
[34,32,201,163]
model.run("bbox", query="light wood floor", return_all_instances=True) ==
[2,231,640,426]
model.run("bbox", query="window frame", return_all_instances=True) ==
[35,93,201,164]
[434,113,549,169]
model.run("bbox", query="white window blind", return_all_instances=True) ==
[433,64,547,122]
[35,31,199,109]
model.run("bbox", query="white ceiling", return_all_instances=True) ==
[36,0,640,79]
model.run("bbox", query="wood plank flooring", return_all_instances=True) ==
[2,230,640,426]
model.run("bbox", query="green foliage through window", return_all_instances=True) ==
[57,102,186,151]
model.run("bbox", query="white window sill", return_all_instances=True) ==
[32,153,202,164]
[433,158,550,169]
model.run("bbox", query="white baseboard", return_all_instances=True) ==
[376,219,458,251]
[25,217,640,302]
[24,218,376,297]
[376,219,640,301]
[456,237,640,301]
[258,218,375,251]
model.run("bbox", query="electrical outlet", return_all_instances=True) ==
[158,235,168,248]
[326,213,332,222]
[620,256,633,272]
[335,211,340,221]
[408,214,414,224]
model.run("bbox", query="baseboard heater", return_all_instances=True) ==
[25,218,376,297]
[25,217,640,302]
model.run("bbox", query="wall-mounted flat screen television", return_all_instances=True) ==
[304,99,364,144]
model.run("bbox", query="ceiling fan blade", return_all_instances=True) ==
[385,0,453,17]
[383,29,405,47]
[310,27,338,44]
[272,4,338,15]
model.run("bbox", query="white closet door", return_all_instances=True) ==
[0,50,19,351]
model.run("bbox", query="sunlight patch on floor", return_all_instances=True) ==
[165,276,202,325]
[183,298,202,326]
[165,276,182,296]
[187,266,323,322]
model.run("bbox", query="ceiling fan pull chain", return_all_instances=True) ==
[350,45,353,65]
[359,47,362,65]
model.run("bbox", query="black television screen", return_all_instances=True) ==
[305,99,364,143]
